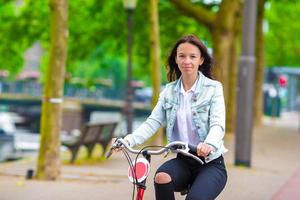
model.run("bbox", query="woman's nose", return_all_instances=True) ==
[183,57,191,64]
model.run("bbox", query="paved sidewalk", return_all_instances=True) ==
[0,112,299,200]
[271,166,300,200]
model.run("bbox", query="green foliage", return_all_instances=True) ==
[6,0,299,88]
[0,1,24,76]
[0,0,49,77]
[0,0,212,86]
[265,0,300,67]
[67,0,127,86]
[159,0,212,52]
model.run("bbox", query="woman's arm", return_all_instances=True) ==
[124,89,167,147]
[204,82,226,151]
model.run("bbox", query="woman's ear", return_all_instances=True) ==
[199,57,204,66]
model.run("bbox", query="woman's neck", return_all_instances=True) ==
[182,73,198,91]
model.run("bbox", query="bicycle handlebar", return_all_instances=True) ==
[106,138,204,165]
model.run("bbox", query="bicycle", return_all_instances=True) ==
[106,138,204,200]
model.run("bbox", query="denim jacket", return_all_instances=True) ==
[125,72,227,162]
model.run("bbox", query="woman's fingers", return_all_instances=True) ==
[110,138,131,152]
[197,143,213,157]
[110,138,122,152]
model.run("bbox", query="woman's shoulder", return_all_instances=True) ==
[164,80,177,89]
[202,75,223,88]
[159,80,178,98]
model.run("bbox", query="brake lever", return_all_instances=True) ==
[105,149,113,159]
[105,139,123,159]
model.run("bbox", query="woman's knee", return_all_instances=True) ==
[154,172,172,184]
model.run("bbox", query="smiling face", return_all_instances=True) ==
[175,42,204,79]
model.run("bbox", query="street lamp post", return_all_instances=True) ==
[123,0,137,134]
[234,0,258,167]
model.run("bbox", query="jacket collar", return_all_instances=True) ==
[173,71,205,95]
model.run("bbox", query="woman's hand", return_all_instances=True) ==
[110,137,130,152]
[196,142,214,157]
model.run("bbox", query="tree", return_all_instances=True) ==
[148,0,163,145]
[0,0,49,76]
[4,0,299,135]
[36,0,68,180]
[0,0,213,87]
[0,1,22,75]
[254,0,266,125]
[149,0,161,110]
[265,0,300,67]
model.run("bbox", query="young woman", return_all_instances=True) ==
[124,34,227,200]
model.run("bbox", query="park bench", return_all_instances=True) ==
[62,121,118,163]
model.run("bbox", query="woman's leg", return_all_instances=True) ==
[154,157,192,200]
[186,156,227,200]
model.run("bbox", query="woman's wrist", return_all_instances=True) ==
[123,136,132,147]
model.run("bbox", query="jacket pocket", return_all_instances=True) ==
[163,100,176,122]
[194,103,210,123]
[196,105,210,113]
[196,103,210,114]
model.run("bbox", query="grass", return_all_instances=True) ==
[61,144,108,165]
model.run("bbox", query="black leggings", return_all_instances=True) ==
[154,154,227,200]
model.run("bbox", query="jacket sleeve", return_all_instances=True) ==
[124,88,167,147]
[204,82,226,150]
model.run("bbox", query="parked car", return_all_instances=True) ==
[0,130,15,162]
[134,87,152,103]
[0,112,33,161]
[134,86,165,103]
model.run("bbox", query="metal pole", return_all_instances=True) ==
[234,0,258,167]
[125,9,134,133]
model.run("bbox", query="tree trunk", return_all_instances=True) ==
[36,0,68,180]
[254,0,266,126]
[148,0,163,145]
[210,0,240,133]
[211,27,235,133]
[225,8,241,134]
[210,28,231,97]
[226,26,239,133]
